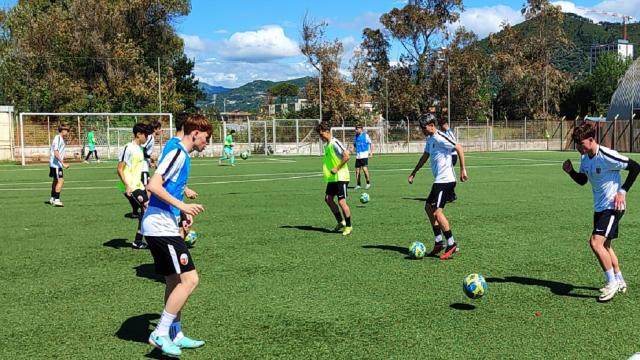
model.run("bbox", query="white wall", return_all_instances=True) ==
[0,106,14,161]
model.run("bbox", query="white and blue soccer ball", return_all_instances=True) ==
[359,192,370,204]
[185,230,198,247]
[240,151,249,160]
[409,241,426,259]
[463,273,487,299]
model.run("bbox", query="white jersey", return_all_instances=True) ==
[444,128,457,156]
[49,134,66,169]
[579,145,629,212]
[142,135,155,172]
[424,131,457,183]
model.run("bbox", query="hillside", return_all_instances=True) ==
[199,76,312,112]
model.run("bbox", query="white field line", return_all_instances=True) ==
[0,162,558,192]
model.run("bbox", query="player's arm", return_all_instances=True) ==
[408,152,429,184]
[562,159,588,185]
[454,144,467,181]
[368,136,373,157]
[116,161,132,194]
[611,158,640,210]
[147,174,203,216]
[53,139,68,168]
[184,186,198,199]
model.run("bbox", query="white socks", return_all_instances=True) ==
[155,310,177,336]
[615,272,625,283]
[605,269,616,284]
[434,235,443,243]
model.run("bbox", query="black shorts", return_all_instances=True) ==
[142,171,150,186]
[593,210,624,240]
[355,158,369,168]
[427,182,456,209]
[326,181,349,200]
[49,167,63,179]
[146,236,196,276]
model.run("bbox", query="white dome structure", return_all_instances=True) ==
[607,58,640,121]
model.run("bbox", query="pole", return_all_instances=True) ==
[20,113,25,166]
[264,122,268,156]
[447,59,451,127]
[272,118,276,154]
[248,119,252,152]
[407,118,410,153]
[295,119,299,154]
[385,77,389,126]
[319,63,323,121]
[524,117,527,143]
[169,114,174,137]
[107,116,111,160]
[47,116,51,147]
[157,57,162,112]
[77,116,81,147]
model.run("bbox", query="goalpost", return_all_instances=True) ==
[18,112,173,166]
[330,126,385,154]
[455,125,494,151]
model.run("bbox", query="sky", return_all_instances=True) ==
[3,0,640,88]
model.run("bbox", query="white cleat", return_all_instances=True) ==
[53,199,64,207]
[49,197,54,205]
[598,281,620,302]
[354,185,361,190]
[365,184,370,190]
[618,281,627,294]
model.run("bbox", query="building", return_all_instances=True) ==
[261,99,309,116]
[220,111,252,123]
[606,57,640,121]
[590,39,634,72]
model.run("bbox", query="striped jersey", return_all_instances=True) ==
[424,131,457,183]
[49,134,66,169]
[578,145,629,212]
[141,134,155,172]
[444,128,457,156]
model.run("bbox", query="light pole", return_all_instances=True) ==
[318,62,323,121]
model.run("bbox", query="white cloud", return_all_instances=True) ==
[450,5,524,38]
[219,25,300,62]
[180,34,207,53]
[214,29,228,34]
[552,0,640,23]
[194,60,313,88]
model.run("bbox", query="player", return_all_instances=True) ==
[117,123,150,249]
[562,122,640,302]
[353,124,373,190]
[219,129,236,166]
[142,120,162,186]
[408,115,468,260]
[316,121,352,236]
[49,124,70,207]
[438,118,457,201]
[83,127,99,163]
[142,114,212,356]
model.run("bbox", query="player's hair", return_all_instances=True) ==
[418,114,436,128]
[150,120,162,130]
[132,123,148,135]
[183,114,213,138]
[58,124,69,132]
[437,118,449,127]
[356,124,363,129]
[229,129,236,134]
[175,112,188,132]
[572,122,596,143]
[315,121,331,133]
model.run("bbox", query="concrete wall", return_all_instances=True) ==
[0,106,14,161]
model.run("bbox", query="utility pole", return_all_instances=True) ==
[157,57,162,112]
[385,76,389,124]
[318,62,323,121]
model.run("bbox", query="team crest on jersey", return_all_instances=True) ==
[596,167,601,174]
[180,253,189,266]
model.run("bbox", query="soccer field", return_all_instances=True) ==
[1,151,639,359]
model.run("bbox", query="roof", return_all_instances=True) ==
[607,57,640,121]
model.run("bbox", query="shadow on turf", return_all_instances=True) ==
[450,303,476,311]
[103,238,131,249]
[135,263,165,283]
[115,313,164,359]
[486,276,599,299]
[280,225,335,233]
[402,197,427,202]
[362,245,421,260]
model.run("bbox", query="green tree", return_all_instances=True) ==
[588,52,632,114]
[267,83,299,104]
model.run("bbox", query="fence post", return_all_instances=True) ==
[560,118,563,151]
[264,122,268,156]
[247,119,252,153]
[272,119,276,154]
[106,116,111,160]
[47,116,51,147]
[524,117,527,144]
[20,113,25,166]
[407,119,410,153]
[295,119,299,154]
[77,116,81,149]
[631,115,634,153]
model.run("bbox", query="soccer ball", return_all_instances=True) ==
[185,230,198,247]
[463,273,487,299]
[409,241,426,259]
[359,192,370,204]
[240,151,249,160]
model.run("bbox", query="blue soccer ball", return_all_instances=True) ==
[360,192,370,204]
[463,273,487,299]
[409,241,426,259]
[185,230,198,247]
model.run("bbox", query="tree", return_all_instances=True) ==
[588,52,632,114]
[359,28,390,118]
[267,83,299,104]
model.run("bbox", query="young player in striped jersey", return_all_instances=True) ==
[163,114,198,202]
[142,114,212,357]
[218,129,236,166]
[48,125,70,207]
[438,118,457,201]
[563,122,640,302]
[409,115,468,260]
[142,120,162,186]
[353,124,373,190]
[316,121,352,236]
[117,123,150,249]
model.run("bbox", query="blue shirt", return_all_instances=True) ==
[148,141,190,217]
[354,132,371,159]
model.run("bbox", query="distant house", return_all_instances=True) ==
[220,111,252,123]
[261,99,310,116]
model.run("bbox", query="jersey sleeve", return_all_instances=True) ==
[601,148,629,171]
[144,137,155,157]
[365,134,371,144]
[435,132,456,150]
[155,148,185,180]
[119,145,132,166]
[52,136,61,151]
[333,139,346,158]
[578,155,587,174]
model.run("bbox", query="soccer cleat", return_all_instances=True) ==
[334,221,346,232]
[365,184,371,190]
[427,242,444,257]
[598,281,620,302]
[149,333,182,357]
[618,281,628,294]
[53,199,64,207]
[83,160,89,164]
[342,226,352,236]
[49,197,54,205]
[174,335,205,349]
[354,185,361,190]
[131,241,148,250]
[439,243,458,260]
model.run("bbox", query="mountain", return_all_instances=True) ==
[200,76,312,112]
[198,83,231,95]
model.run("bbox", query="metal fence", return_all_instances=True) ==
[14,115,640,164]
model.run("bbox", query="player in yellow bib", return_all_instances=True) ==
[118,123,150,249]
[316,122,352,235]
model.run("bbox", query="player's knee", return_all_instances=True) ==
[325,195,333,204]
[181,271,199,291]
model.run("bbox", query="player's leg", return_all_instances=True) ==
[337,182,351,235]
[362,165,371,189]
[425,202,444,256]
[52,169,64,206]
[132,197,148,249]
[230,150,236,166]
[165,271,204,349]
[591,234,619,301]
[49,169,56,204]
[94,150,100,162]
[354,166,361,189]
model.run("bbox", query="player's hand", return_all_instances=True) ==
[408,174,415,184]
[182,214,193,232]
[331,167,338,174]
[180,203,204,216]
[562,159,573,174]
[460,168,468,182]
[184,188,198,199]
[125,186,133,196]
[614,191,626,211]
